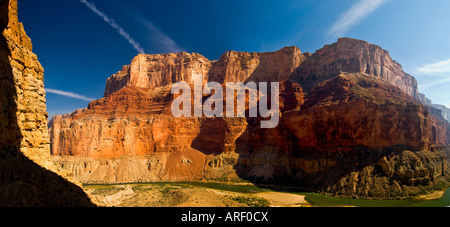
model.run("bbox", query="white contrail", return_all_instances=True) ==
[46,88,96,102]
[140,19,185,53]
[328,0,388,37]
[78,0,145,54]
[419,77,450,92]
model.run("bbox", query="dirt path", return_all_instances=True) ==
[102,185,135,207]
[416,191,445,200]
[255,192,307,207]
[173,188,247,207]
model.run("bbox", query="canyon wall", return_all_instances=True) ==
[104,46,304,97]
[209,46,304,84]
[235,73,449,197]
[50,37,450,198]
[0,0,94,206]
[104,53,212,97]
[291,38,419,99]
[432,104,450,122]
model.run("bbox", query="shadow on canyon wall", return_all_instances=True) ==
[188,74,450,197]
[231,116,449,197]
[191,118,229,156]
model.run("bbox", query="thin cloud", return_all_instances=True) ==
[46,88,95,102]
[328,0,388,37]
[418,59,450,75]
[417,59,450,91]
[78,0,145,54]
[419,77,450,92]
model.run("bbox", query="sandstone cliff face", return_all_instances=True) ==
[104,53,211,97]
[49,91,249,183]
[50,38,450,198]
[432,104,450,122]
[209,46,304,84]
[1,0,50,165]
[291,38,419,99]
[235,73,449,197]
[417,92,450,122]
[104,46,304,98]
[0,0,94,207]
[286,74,434,150]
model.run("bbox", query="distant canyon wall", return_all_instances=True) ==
[291,38,419,99]
[49,37,450,198]
[104,37,450,122]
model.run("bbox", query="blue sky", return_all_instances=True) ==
[18,0,450,118]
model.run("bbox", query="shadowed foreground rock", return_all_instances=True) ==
[0,146,95,207]
[0,0,94,207]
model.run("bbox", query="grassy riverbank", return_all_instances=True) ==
[83,182,450,207]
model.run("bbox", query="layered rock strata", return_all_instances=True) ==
[235,73,449,197]
[292,38,419,98]
[50,38,450,198]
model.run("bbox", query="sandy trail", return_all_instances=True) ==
[102,185,135,207]
[255,192,307,207]
[416,191,445,200]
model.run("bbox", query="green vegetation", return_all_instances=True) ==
[301,187,450,207]
[86,184,124,196]
[181,182,271,194]
[84,181,450,207]
[231,196,270,207]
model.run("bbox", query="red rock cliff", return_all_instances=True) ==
[104,52,211,97]
[292,38,419,99]
[49,38,450,198]
[209,46,304,83]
